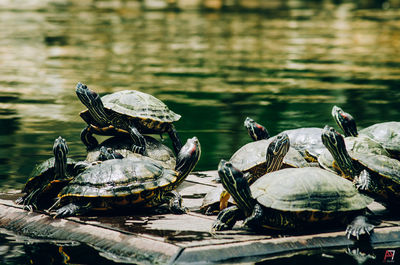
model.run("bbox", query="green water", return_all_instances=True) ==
[1,0,400,263]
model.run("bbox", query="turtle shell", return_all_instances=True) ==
[57,158,179,207]
[351,152,400,184]
[251,167,371,212]
[85,135,176,169]
[229,137,309,179]
[23,157,77,194]
[318,135,391,173]
[102,90,181,122]
[283,127,326,160]
[359,122,400,158]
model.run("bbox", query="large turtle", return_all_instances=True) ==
[49,137,201,217]
[16,137,79,210]
[332,105,400,159]
[321,126,400,209]
[213,161,374,239]
[76,82,182,155]
[244,117,325,162]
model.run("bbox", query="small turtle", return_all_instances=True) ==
[213,161,374,239]
[49,137,201,217]
[16,137,79,210]
[321,126,400,209]
[332,106,400,159]
[244,117,325,162]
[76,82,182,155]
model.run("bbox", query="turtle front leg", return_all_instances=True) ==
[212,205,244,231]
[53,202,92,218]
[127,125,146,155]
[168,124,183,155]
[80,125,99,149]
[165,190,187,214]
[346,215,374,240]
[243,203,265,229]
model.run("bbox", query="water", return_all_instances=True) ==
[1,0,400,264]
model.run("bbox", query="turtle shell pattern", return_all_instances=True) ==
[57,158,179,209]
[251,167,371,213]
[359,122,400,158]
[283,127,326,159]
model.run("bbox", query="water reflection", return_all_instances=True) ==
[0,0,399,190]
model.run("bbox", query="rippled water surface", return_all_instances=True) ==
[1,0,400,263]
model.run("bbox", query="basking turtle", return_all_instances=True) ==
[244,117,325,162]
[16,137,79,210]
[85,135,176,169]
[332,106,400,159]
[76,82,182,155]
[318,134,390,174]
[213,161,374,239]
[321,126,400,209]
[202,134,291,215]
[49,137,201,217]
[229,133,309,184]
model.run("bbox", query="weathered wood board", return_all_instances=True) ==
[1,171,400,264]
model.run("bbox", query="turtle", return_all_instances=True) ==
[243,117,325,162]
[48,137,201,217]
[229,133,309,184]
[213,160,374,239]
[16,137,79,210]
[201,134,292,215]
[321,125,400,209]
[75,82,182,155]
[84,135,176,169]
[318,134,391,174]
[332,106,400,159]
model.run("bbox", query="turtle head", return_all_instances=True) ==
[332,105,358,137]
[265,133,290,172]
[321,125,356,179]
[175,137,201,184]
[244,117,270,141]
[218,160,254,216]
[76,82,108,124]
[53,136,69,179]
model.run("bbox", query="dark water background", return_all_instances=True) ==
[1,0,400,264]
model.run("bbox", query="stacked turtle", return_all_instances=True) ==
[17,82,201,217]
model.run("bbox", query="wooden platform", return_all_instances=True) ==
[1,171,400,264]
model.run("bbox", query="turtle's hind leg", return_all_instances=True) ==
[53,202,92,218]
[127,125,146,155]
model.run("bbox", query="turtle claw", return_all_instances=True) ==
[212,220,230,231]
[354,170,371,191]
[346,216,374,240]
